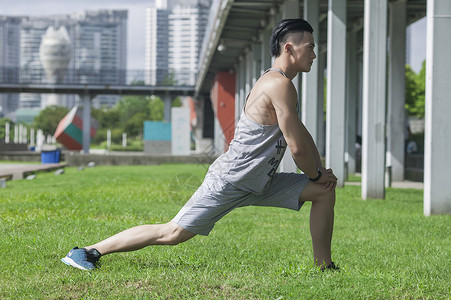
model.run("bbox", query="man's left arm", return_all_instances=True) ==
[301,122,337,190]
[304,128,322,168]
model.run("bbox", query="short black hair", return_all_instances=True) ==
[270,19,314,57]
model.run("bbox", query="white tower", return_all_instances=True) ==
[39,26,71,83]
[39,26,72,108]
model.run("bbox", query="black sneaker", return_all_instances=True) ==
[61,247,101,270]
[321,262,340,272]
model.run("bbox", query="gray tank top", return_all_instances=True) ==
[208,110,288,194]
[208,68,290,194]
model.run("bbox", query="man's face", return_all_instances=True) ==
[290,32,316,72]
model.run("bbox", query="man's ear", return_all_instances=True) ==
[283,43,293,55]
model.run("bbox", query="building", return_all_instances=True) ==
[145,0,210,86]
[0,9,127,120]
[71,10,128,108]
[19,16,72,111]
[145,0,169,85]
[0,16,21,119]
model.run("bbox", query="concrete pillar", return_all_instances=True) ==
[30,128,35,146]
[387,0,407,182]
[163,94,172,122]
[18,124,23,144]
[235,62,241,121]
[82,94,91,154]
[245,49,253,101]
[235,63,243,120]
[238,57,246,115]
[362,0,387,199]
[5,122,10,143]
[14,124,18,143]
[261,29,272,74]
[279,0,300,173]
[252,42,261,85]
[302,0,320,144]
[424,0,451,215]
[326,0,347,187]
[281,0,300,19]
[317,50,326,157]
[346,30,358,177]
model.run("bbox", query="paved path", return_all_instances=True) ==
[345,180,423,190]
[0,163,66,180]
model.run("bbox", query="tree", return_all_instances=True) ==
[172,97,182,108]
[124,112,147,137]
[405,61,426,118]
[91,107,120,129]
[33,106,69,136]
[115,95,149,126]
[148,96,164,121]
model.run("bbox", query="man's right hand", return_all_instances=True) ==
[317,168,337,191]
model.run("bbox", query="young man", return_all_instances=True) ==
[62,18,339,271]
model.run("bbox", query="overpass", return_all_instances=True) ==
[0,67,196,153]
[193,0,450,215]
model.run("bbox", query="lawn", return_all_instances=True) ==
[0,164,449,299]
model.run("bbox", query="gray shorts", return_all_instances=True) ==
[171,171,310,236]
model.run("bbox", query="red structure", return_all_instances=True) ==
[54,106,97,151]
[210,71,236,152]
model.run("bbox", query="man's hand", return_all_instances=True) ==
[317,168,337,191]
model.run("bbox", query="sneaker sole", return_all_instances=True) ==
[61,256,91,270]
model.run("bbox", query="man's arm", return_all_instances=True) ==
[270,80,319,178]
[269,79,335,186]
[305,128,323,168]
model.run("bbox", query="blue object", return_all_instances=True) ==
[61,247,96,270]
[143,121,171,141]
[41,149,61,164]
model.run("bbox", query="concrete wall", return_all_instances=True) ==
[65,153,217,167]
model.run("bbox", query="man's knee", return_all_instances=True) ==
[160,223,195,245]
[300,182,336,205]
[318,189,335,206]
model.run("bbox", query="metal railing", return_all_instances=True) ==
[0,67,197,87]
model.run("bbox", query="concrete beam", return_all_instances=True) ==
[326,0,347,187]
[362,0,387,199]
[424,0,451,215]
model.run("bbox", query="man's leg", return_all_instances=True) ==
[86,222,196,255]
[299,182,335,268]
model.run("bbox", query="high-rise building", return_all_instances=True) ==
[19,16,72,110]
[0,16,21,119]
[145,0,169,85]
[71,10,128,108]
[145,0,211,86]
[0,9,128,120]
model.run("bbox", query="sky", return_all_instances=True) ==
[1,0,150,70]
[1,0,427,73]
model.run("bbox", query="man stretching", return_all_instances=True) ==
[62,18,339,271]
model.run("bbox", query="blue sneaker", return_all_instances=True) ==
[61,247,101,270]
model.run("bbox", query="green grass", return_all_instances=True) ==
[346,173,361,182]
[0,164,449,299]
